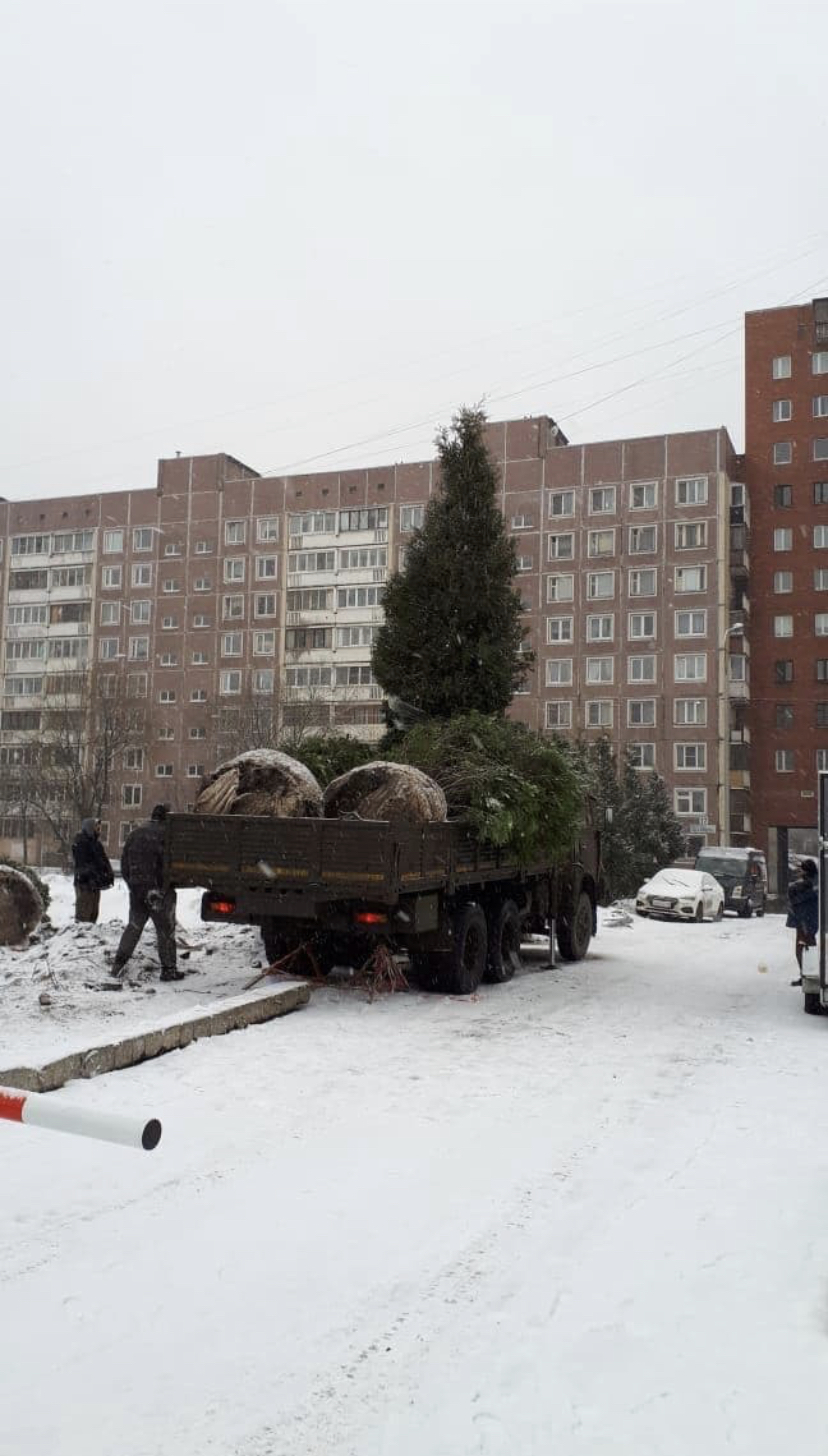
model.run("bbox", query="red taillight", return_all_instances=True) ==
[354,910,387,925]
[209,897,236,916]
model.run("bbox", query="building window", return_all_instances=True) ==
[589,486,616,514]
[817,750,828,772]
[772,356,792,379]
[159,652,178,668]
[775,704,794,729]
[675,788,706,816]
[813,397,828,419]
[628,655,656,683]
[629,743,656,769]
[253,630,276,654]
[545,701,572,729]
[773,442,793,466]
[775,660,794,683]
[815,439,828,462]
[256,517,280,542]
[675,566,706,592]
[774,615,794,637]
[256,556,278,580]
[629,568,657,597]
[586,700,612,728]
[818,704,828,727]
[194,577,212,593]
[193,614,211,628]
[773,399,793,422]
[773,527,792,551]
[674,698,707,725]
[545,659,573,686]
[223,595,244,620]
[163,542,182,557]
[548,533,574,560]
[628,699,656,726]
[630,481,657,509]
[675,609,707,636]
[157,728,175,743]
[587,529,615,557]
[774,484,792,507]
[191,651,209,666]
[128,673,147,698]
[103,530,124,553]
[162,615,178,630]
[128,636,149,660]
[729,653,747,682]
[224,558,245,583]
[401,505,425,531]
[222,632,243,656]
[675,477,707,506]
[190,726,207,740]
[816,614,828,636]
[675,654,707,682]
[191,688,208,703]
[774,571,793,593]
[676,522,708,551]
[253,669,275,694]
[339,547,386,571]
[195,540,213,555]
[586,614,614,642]
[156,764,174,778]
[587,571,614,600]
[628,612,656,640]
[586,657,614,684]
[629,525,657,554]
[339,507,388,533]
[546,617,573,644]
[546,574,574,603]
[131,564,152,588]
[815,525,828,549]
[225,520,246,546]
[122,785,142,807]
[100,602,120,625]
[187,764,206,778]
[814,483,828,505]
[775,749,795,772]
[254,594,277,617]
[548,490,574,518]
[219,671,242,695]
[132,528,153,552]
[162,578,180,594]
[123,747,144,771]
[675,744,707,770]
[289,511,336,536]
[813,352,828,375]
[130,600,151,625]
[102,566,122,590]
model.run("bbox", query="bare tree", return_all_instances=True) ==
[20,665,146,860]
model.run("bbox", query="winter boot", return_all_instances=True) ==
[160,968,185,982]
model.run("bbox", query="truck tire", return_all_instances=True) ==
[424,903,488,995]
[261,921,303,967]
[804,992,822,1015]
[485,899,521,984]
[738,901,753,919]
[557,889,593,962]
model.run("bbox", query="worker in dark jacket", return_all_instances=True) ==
[112,804,184,981]
[787,858,819,976]
[71,817,114,923]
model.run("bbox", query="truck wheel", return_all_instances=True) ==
[425,903,488,995]
[557,889,593,962]
[261,920,289,965]
[804,992,822,1015]
[485,899,522,983]
[738,902,753,919]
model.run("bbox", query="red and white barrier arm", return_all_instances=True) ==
[0,1086,162,1152]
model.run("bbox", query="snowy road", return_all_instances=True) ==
[3,910,828,1455]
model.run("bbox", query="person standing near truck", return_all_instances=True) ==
[112,804,184,982]
[787,857,818,981]
[71,818,114,923]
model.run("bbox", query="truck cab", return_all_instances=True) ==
[693,846,767,918]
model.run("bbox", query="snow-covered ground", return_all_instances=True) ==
[2,888,828,1456]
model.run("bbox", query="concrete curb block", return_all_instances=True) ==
[0,981,310,1093]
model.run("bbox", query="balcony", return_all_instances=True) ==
[729,769,751,790]
[728,680,750,702]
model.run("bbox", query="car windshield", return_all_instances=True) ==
[696,855,747,878]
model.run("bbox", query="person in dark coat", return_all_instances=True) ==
[71,817,115,924]
[787,857,819,976]
[112,804,184,981]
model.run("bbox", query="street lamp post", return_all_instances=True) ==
[719,621,745,845]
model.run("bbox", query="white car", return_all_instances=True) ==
[635,867,725,923]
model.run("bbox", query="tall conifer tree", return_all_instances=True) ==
[372,407,530,717]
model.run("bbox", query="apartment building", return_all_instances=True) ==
[745,295,828,890]
[0,418,749,865]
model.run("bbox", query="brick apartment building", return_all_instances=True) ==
[745,295,828,891]
[0,418,750,865]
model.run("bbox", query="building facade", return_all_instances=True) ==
[0,418,749,865]
[744,295,828,890]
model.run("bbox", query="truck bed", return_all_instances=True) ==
[164,812,544,904]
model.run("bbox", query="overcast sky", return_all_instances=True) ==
[2,0,827,500]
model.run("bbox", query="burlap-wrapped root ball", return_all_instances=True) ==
[322,762,447,824]
[0,865,43,946]
[195,749,324,817]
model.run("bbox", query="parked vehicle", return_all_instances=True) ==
[163,813,604,996]
[694,846,767,917]
[635,867,724,922]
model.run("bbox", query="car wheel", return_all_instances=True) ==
[635,908,648,917]
[694,903,704,922]
[738,901,753,919]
